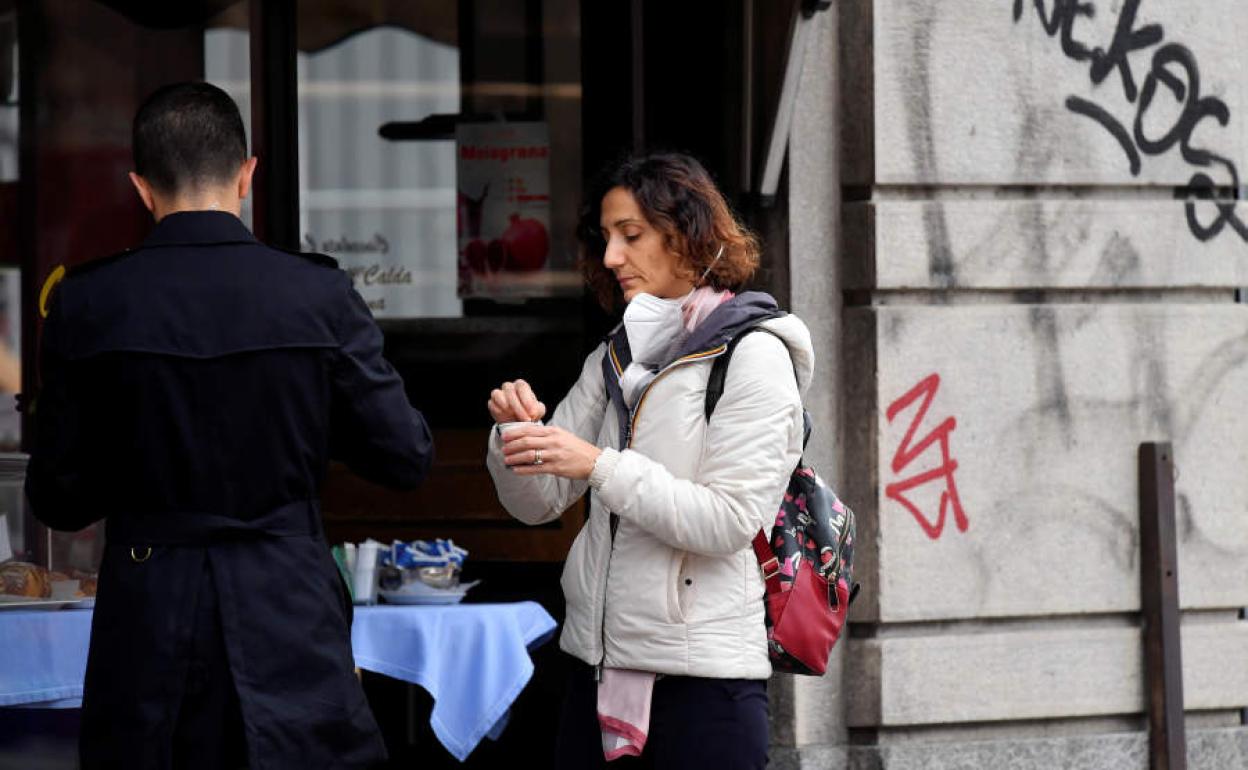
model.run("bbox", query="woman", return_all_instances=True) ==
[485,153,814,768]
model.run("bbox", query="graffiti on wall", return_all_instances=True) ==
[885,373,969,540]
[1013,0,1248,244]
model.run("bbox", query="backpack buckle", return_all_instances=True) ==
[760,556,780,580]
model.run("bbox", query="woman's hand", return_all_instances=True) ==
[487,379,547,423]
[500,424,603,481]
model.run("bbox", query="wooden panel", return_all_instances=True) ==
[321,428,582,562]
[847,620,1248,727]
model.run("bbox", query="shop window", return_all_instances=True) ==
[0,1,20,572]
[0,2,20,453]
[296,1,589,559]
[204,8,253,229]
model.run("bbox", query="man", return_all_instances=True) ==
[25,81,433,768]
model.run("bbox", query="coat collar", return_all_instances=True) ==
[140,210,258,249]
[602,291,784,448]
[605,291,783,376]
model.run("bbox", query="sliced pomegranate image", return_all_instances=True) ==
[500,213,549,271]
[486,238,510,271]
[464,238,489,273]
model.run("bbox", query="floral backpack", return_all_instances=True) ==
[704,326,859,675]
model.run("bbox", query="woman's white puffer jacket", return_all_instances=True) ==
[486,313,814,679]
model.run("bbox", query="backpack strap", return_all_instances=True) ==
[752,531,784,599]
[711,325,819,596]
[704,325,812,449]
[704,327,764,421]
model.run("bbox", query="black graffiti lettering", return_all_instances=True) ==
[1029,0,1069,37]
[1088,0,1163,103]
[1132,44,1229,161]
[1015,0,1097,61]
[1132,45,1197,156]
[1185,167,1248,243]
[1032,0,1062,35]
[1065,96,1140,175]
[1016,1,1247,244]
[1131,44,1246,241]
[1057,1,1097,62]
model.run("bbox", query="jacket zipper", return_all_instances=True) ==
[595,344,728,676]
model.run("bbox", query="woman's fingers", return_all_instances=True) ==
[500,382,533,422]
[488,381,543,423]
[513,380,546,422]
[488,379,548,424]
[501,427,565,470]
[508,445,568,475]
[499,426,551,456]
[487,389,512,422]
[499,425,598,480]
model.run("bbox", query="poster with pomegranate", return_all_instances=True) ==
[456,122,571,299]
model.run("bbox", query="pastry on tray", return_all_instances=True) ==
[0,561,52,598]
[77,574,98,597]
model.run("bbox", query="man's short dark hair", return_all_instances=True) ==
[132,81,247,195]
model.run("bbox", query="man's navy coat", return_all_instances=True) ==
[25,210,434,768]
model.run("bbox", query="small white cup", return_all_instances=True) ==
[496,420,538,440]
[353,540,382,604]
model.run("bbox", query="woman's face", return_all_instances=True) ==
[599,186,694,303]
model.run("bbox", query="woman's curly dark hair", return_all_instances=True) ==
[576,153,760,311]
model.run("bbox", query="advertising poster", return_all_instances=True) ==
[456,122,572,300]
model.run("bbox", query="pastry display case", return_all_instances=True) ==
[0,453,101,609]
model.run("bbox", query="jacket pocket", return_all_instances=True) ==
[668,552,689,624]
[561,527,594,615]
[675,553,699,622]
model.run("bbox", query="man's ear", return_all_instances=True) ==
[237,156,259,201]
[128,172,156,215]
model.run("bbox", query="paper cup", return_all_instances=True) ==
[352,541,382,604]
[497,420,538,439]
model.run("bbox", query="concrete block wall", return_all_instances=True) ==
[780,1,1248,767]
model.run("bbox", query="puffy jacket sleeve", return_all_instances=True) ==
[486,344,610,525]
[329,274,434,488]
[590,333,802,556]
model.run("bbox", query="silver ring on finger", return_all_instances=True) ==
[533,449,543,465]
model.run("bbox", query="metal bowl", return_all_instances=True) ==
[413,565,459,589]
[378,565,403,591]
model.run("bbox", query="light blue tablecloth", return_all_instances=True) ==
[351,603,556,761]
[0,601,557,762]
[0,608,93,709]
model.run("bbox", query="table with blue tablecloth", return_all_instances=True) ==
[0,602,556,762]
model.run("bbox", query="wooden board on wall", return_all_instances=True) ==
[321,428,582,562]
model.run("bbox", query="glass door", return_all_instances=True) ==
[294,0,588,561]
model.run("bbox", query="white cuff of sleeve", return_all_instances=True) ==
[588,447,621,490]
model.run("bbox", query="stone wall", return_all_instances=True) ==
[779,1,1248,767]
